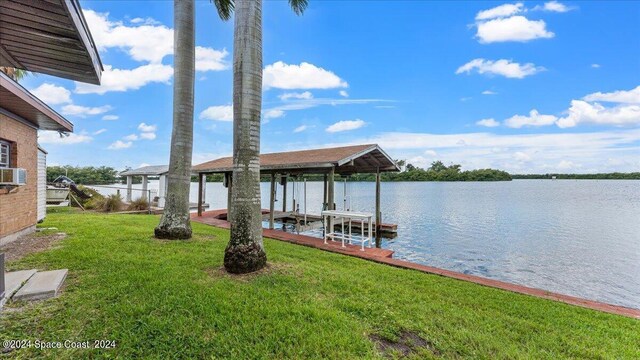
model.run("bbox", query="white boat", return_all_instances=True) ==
[46,186,69,204]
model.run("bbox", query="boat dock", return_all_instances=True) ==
[192,209,395,260]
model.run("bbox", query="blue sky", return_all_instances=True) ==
[26,1,640,173]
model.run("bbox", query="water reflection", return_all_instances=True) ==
[90,179,640,309]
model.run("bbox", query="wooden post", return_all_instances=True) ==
[226,172,232,220]
[322,174,328,209]
[282,176,287,212]
[375,167,382,248]
[269,173,276,229]
[197,173,204,216]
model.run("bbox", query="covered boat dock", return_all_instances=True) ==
[192,144,400,244]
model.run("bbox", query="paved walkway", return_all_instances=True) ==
[192,210,640,319]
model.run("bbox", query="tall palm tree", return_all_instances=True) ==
[224,0,307,274]
[155,0,197,239]
[155,0,234,239]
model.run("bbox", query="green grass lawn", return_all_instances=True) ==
[1,208,638,359]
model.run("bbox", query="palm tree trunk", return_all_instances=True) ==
[224,0,267,273]
[155,0,195,240]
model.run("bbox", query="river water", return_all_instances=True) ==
[90,180,640,309]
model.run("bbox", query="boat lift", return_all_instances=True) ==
[321,209,373,251]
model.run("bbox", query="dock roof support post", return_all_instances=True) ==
[328,167,335,211]
[282,176,287,213]
[201,175,206,204]
[323,174,328,210]
[327,167,335,232]
[226,172,232,220]
[141,175,148,200]
[158,174,167,208]
[197,173,204,216]
[375,167,382,248]
[126,175,132,202]
[269,173,276,229]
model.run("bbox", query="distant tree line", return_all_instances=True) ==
[50,163,638,185]
[512,173,640,180]
[347,160,512,182]
[47,166,119,185]
[280,160,512,182]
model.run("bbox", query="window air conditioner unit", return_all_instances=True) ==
[0,168,27,185]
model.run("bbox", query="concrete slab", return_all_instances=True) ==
[3,270,37,302]
[13,269,68,301]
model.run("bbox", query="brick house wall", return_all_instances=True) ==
[0,112,38,243]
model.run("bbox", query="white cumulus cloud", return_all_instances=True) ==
[279,91,313,101]
[199,105,233,122]
[108,140,132,150]
[263,109,285,120]
[195,46,229,72]
[139,132,156,140]
[504,110,558,128]
[513,151,531,162]
[38,131,92,145]
[476,15,555,43]
[263,61,348,90]
[475,3,524,20]
[556,100,640,128]
[582,86,640,104]
[533,1,572,13]
[456,58,544,79]
[83,9,173,63]
[293,125,308,133]
[61,104,112,117]
[339,90,349,98]
[102,115,119,121]
[30,83,71,105]
[138,123,157,132]
[476,118,500,127]
[123,134,139,141]
[502,86,640,129]
[75,64,173,95]
[326,119,366,133]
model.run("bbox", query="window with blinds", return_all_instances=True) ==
[0,141,10,168]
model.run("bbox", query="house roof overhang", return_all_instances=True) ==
[0,71,72,132]
[0,0,103,84]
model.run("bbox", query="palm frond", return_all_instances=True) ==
[0,67,29,81]
[289,0,308,15]
[211,0,234,21]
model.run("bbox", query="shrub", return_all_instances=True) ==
[128,197,149,211]
[97,194,123,212]
[70,185,104,209]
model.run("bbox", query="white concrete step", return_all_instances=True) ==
[1,270,37,306]
[13,269,68,301]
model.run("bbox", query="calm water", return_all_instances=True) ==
[91,180,640,309]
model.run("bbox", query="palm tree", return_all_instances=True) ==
[155,0,235,239]
[0,67,28,81]
[154,0,197,239]
[224,0,307,274]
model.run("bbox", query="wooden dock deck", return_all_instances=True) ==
[191,209,395,259]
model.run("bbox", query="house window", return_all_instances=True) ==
[0,141,10,168]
